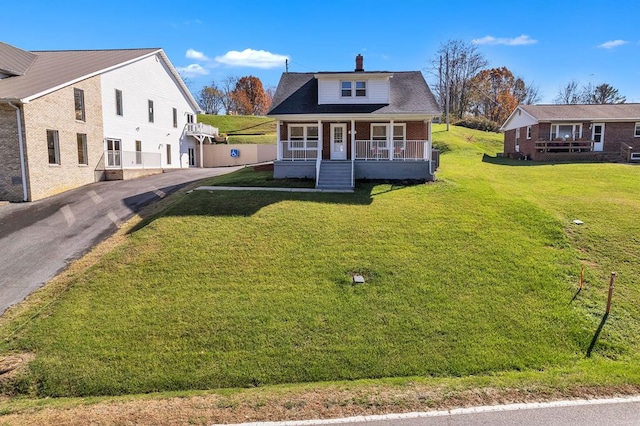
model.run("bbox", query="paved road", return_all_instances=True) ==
[219,397,640,426]
[0,167,241,315]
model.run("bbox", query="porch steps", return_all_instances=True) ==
[316,161,353,190]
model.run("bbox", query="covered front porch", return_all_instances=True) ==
[274,118,435,188]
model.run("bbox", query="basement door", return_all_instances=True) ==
[592,123,604,152]
[330,123,347,160]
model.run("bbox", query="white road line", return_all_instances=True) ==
[60,205,75,227]
[211,396,640,426]
[88,190,102,204]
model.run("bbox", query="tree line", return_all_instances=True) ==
[431,39,626,128]
[197,76,275,116]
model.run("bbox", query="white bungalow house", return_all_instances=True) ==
[267,55,441,190]
[0,41,216,202]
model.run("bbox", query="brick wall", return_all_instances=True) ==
[603,122,637,152]
[22,75,104,201]
[0,104,25,201]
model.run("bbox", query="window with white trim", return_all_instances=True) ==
[148,100,154,123]
[341,80,367,97]
[47,130,60,165]
[526,126,532,139]
[77,133,88,165]
[551,124,581,140]
[635,122,640,137]
[515,128,520,141]
[288,124,319,150]
[341,81,352,97]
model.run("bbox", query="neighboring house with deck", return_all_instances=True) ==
[501,104,640,162]
[267,55,441,190]
[0,41,215,202]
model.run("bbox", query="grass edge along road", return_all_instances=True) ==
[0,124,639,423]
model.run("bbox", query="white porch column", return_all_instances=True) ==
[351,119,356,160]
[317,120,323,161]
[426,119,431,160]
[389,120,394,160]
[276,120,281,161]
[199,139,203,168]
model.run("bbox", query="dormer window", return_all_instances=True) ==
[341,81,352,97]
[341,80,367,97]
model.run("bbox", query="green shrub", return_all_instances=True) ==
[454,116,501,133]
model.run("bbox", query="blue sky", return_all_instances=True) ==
[3,0,640,104]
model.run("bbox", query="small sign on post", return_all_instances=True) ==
[230,149,239,158]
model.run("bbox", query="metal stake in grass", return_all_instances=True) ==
[605,272,616,315]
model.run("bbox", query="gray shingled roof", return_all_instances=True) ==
[268,71,441,116]
[0,42,37,76]
[0,45,159,102]
[521,104,640,121]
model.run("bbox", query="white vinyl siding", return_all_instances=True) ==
[100,53,199,169]
[318,77,390,104]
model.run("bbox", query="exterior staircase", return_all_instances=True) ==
[316,160,353,190]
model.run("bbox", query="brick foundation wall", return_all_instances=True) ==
[22,75,104,201]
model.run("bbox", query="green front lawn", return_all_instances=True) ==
[2,125,640,399]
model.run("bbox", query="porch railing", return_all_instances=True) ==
[105,150,162,169]
[355,140,430,161]
[278,140,319,160]
[535,140,593,153]
[185,122,218,137]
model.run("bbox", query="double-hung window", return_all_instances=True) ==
[341,81,352,97]
[355,81,366,97]
[635,122,640,137]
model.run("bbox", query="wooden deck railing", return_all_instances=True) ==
[535,139,593,153]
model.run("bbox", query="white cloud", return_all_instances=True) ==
[472,34,538,46]
[597,39,628,49]
[176,64,209,77]
[186,49,209,61]
[214,48,289,69]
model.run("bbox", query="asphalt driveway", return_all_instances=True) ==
[0,167,241,315]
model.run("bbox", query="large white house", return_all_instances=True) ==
[0,42,215,202]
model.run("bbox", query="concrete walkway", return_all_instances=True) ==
[195,186,354,193]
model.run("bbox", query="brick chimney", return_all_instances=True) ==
[355,54,364,72]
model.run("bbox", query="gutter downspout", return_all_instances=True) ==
[8,102,28,201]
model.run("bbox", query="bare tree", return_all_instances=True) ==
[264,85,276,112]
[582,83,626,104]
[197,83,224,115]
[513,78,541,105]
[554,80,582,104]
[431,39,488,120]
[220,76,239,114]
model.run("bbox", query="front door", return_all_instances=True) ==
[592,123,605,152]
[330,123,347,160]
[188,147,196,166]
